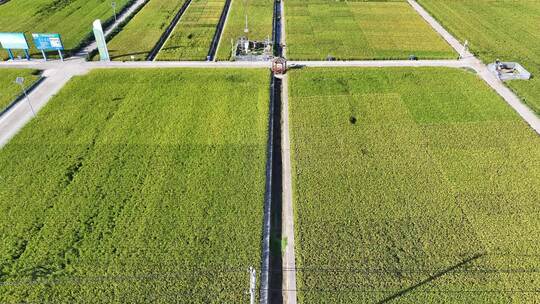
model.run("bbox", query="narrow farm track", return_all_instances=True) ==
[75,0,148,57]
[408,0,540,134]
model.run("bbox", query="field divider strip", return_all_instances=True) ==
[147,0,193,61]
[280,73,297,304]
[214,0,234,61]
[207,0,233,61]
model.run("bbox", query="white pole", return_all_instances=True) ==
[21,84,36,117]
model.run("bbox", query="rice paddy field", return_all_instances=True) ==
[105,0,189,61]
[284,0,455,60]
[417,0,540,115]
[215,0,274,61]
[0,69,40,112]
[0,0,134,58]
[288,68,540,303]
[0,69,270,303]
[156,0,226,61]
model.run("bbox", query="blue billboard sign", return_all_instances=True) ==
[0,32,29,50]
[32,33,64,51]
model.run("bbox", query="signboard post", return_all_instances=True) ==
[31,33,65,61]
[0,32,30,60]
[92,20,110,62]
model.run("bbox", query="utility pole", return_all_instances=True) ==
[249,267,256,304]
[15,77,36,117]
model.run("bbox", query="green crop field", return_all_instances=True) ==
[0,69,270,303]
[105,0,189,61]
[0,0,133,58]
[215,0,274,61]
[417,0,540,115]
[157,0,226,61]
[289,68,540,303]
[0,69,40,111]
[285,0,455,60]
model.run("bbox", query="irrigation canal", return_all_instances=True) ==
[146,0,193,61]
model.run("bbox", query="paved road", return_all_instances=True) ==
[408,0,540,135]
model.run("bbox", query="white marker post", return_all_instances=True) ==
[93,20,110,61]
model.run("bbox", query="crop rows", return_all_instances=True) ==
[215,0,274,61]
[285,0,455,60]
[0,0,133,58]
[105,0,189,61]
[0,69,40,111]
[417,0,540,115]
[288,67,540,303]
[0,69,270,303]
[157,0,226,61]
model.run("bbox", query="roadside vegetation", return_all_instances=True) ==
[0,0,134,58]
[106,0,189,61]
[418,0,540,114]
[289,67,540,303]
[0,69,40,111]
[215,0,274,61]
[0,68,270,303]
[157,0,226,61]
[285,0,455,60]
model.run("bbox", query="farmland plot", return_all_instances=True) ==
[285,0,455,60]
[417,0,540,114]
[215,0,274,61]
[0,0,134,57]
[289,68,540,303]
[0,69,269,303]
[0,69,40,111]
[157,0,226,60]
[105,0,189,61]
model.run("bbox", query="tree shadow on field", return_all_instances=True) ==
[377,252,485,304]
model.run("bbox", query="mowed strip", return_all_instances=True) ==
[0,69,40,112]
[157,0,226,60]
[0,69,269,303]
[289,68,540,303]
[285,0,455,60]
[417,0,540,114]
[105,0,189,61]
[0,0,133,57]
[215,0,274,61]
